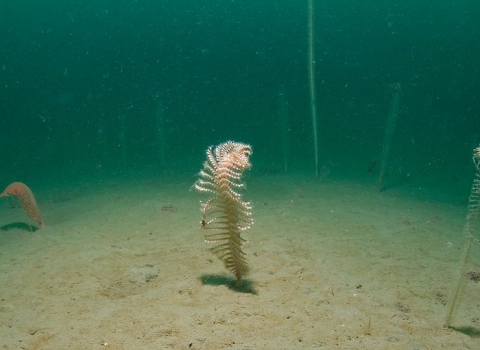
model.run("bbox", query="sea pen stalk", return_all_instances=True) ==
[444,146,480,328]
[378,83,402,191]
[308,0,319,177]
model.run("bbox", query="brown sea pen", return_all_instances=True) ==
[195,141,253,287]
[444,145,480,328]
[0,182,44,228]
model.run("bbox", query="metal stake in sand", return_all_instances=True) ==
[377,83,402,191]
[308,0,319,177]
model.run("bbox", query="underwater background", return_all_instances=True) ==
[1,0,479,200]
[2,1,480,349]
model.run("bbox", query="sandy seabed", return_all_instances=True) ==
[1,173,479,349]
